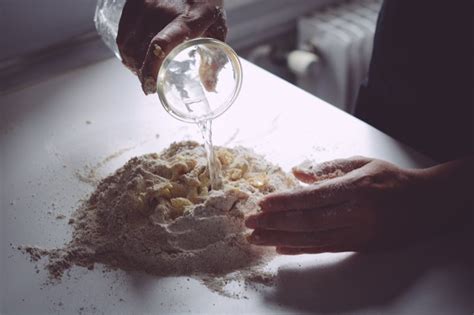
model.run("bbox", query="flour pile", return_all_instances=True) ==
[21,141,298,287]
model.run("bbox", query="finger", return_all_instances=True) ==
[116,1,146,71]
[276,244,358,255]
[116,0,143,46]
[245,202,361,232]
[247,227,358,247]
[139,12,215,94]
[292,156,372,184]
[203,8,227,41]
[118,20,150,72]
[259,179,353,213]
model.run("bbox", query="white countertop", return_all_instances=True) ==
[0,57,472,315]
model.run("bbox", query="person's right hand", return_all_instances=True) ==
[116,0,227,95]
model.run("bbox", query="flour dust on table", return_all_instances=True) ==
[19,141,298,295]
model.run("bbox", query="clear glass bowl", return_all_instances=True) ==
[157,38,243,123]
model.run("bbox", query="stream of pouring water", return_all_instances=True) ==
[167,45,229,191]
[181,83,223,191]
[197,119,223,190]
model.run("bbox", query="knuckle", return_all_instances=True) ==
[210,5,224,19]
[350,175,382,195]
[143,0,158,10]
[181,11,201,23]
[359,174,377,186]
[186,4,220,24]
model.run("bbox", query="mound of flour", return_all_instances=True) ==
[21,141,297,289]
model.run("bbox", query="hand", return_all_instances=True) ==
[117,0,227,94]
[245,157,472,254]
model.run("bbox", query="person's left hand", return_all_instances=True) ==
[245,157,463,254]
[116,0,227,94]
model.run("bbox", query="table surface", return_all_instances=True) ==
[0,58,472,315]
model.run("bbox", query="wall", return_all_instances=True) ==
[0,0,97,61]
[0,0,337,62]
[0,0,340,93]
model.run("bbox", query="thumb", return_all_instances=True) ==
[139,13,214,94]
[292,156,372,184]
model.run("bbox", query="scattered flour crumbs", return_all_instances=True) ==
[20,141,299,295]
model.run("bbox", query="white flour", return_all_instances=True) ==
[21,141,298,294]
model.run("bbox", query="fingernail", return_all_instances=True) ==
[142,77,156,95]
[245,215,259,229]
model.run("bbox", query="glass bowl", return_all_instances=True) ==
[157,38,243,123]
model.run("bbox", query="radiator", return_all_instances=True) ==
[288,0,383,113]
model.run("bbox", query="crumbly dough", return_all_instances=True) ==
[21,141,298,285]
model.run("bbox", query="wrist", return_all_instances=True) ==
[417,157,473,223]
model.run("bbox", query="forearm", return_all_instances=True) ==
[418,156,474,224]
